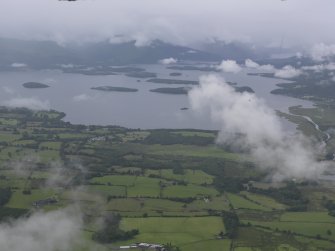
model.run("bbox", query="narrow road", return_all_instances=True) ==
[301,115,331,142]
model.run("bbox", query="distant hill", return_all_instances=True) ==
[257,56,316,68]
[74,40,220,65]
[0,37,320,70]
[0,37,77,69]
[0,38,221,69]
[198,40,258,62]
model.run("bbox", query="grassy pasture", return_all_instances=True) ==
[0,177,26,189]
[188,196,231,211]
[240,191,286,210]
[289,105,335,127]
[38,150,60,162]
[147,144,240,160]
[0,133,20,142]
[119,217,225,246]
[0,118,18,126]
[122,131,150,142]
[181,239,231,251]
[163,184,219,198]
[34,111,61,119]
[280,212,335,223]
[145,169,214,185]
[226,193,269,211]
[90,175,163,198]
[106,198,185,213]
[39,141,62,150]
[234,226,306,251]
[91,175,136,186]
[58,133,90,139]
[245,220,335,241]
[171,131,217,138]
[0,147,23,161]
[13,140,36,146]
[6,188,57,209]
[30,171,51,179]
[114,166,142,174]
[127,177,161,197]
[295,236,335,250]
[85,185,126,197]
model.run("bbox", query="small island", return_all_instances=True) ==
[147,78,198,85]
[167,65,218,72]
[227,81,237,86]
[234,86,255,93]
[126,72,157,78]
[169,72,182,76]
[91,86,138,92]
[23,82,50,89]
[150,87,191,95]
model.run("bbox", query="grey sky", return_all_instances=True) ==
[0,0,334,48]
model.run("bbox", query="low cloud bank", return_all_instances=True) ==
[11,63,27,68]
[274,65,302,79]
[217,60,241,73]
[2,87,14,94]
[310,43,335,61]
[302,63,335,72]
[159,57,177,65]
[189,75,330,181]
[2,97,50,110]
[73,94,94,102]
[0,208,82,251]
[244,59,275,71]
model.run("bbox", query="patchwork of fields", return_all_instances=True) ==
[0,108,334,250]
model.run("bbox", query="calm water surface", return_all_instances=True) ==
[0,65,313,130]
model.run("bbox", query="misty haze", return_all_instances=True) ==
[0,1,335,251]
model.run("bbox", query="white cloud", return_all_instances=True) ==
[296,52,303,58]
[274,65,302,79]
[72,94,93,102]
[245,59,260,68]
[2,86,14,94]
[217,60,241,73]
[43,78,57,85]
[302,63,335,72]
[189,75,331,181]
[159,57,178,65]
[3,97,50,110]
[11,63,27,68]
[258,64,275,71]
[245,59,275,71]
[310,43,335,61]
[60,64,74,68]
[45,161,86,188]
[0,208,82,251]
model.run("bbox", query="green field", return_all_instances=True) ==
[226,193,269,211]
[145,169,214,185]
[240,191,286,210]
[171,131,217,138]
[280,212,335,223]
[147,144,241,160]
[163,184,219,198]
[127,177,162,197]
[85,185,126,197]
[6,189,57,209]
[119,217,225,246]
[246,220,335,241]
[91,175,136,186]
